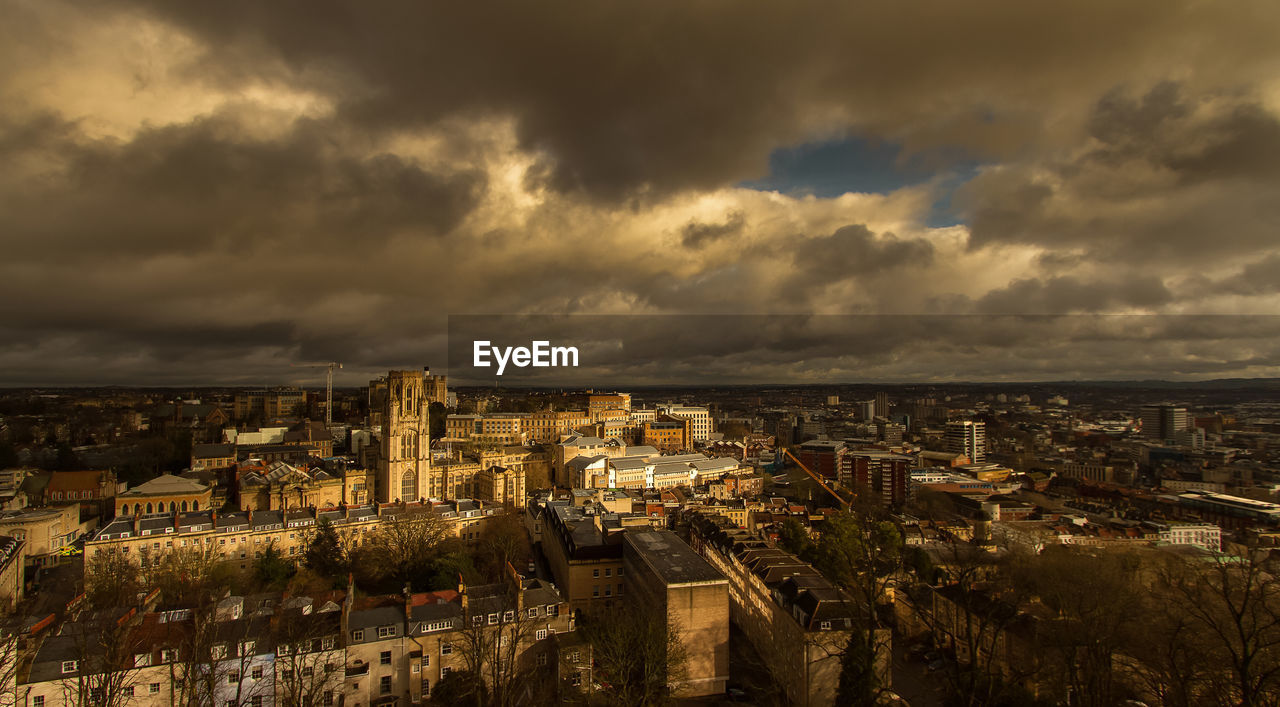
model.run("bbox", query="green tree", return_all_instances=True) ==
[776,517,815,560]
[302,518,349,582]
[429,401,449,440]
[254,542,297,589]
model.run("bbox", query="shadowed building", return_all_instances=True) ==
[622,529,729,697]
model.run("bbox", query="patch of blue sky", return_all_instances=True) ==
[740,136,980,227]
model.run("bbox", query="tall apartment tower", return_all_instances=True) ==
[378,369,432,503]
[945,420,986,463]
[1140,405,1191,443]
[874,392,890,419]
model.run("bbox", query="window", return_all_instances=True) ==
[488,613,498,625]
[423,654,430,667]
[441,642,452,655]
[242,640,256,655]
[592,569,599,578]
[61,660,78,674]
[380,676,392,694]
[380,650,392,665]
[378,625,395,639]
[123,687,134,697]
[442,666,452,677]
[323,692,335,706]
[536,629,547,640]
[251,698,263,707]
[527,607,538,618]
[161,648,178,663]
[820,621,832,630]
[617,567,623,576]
[537,653,548,666]
[252,666,263,680]
[227,673,239,684]
[411,663,421,674]
[592,586,599,598]
[502,610,514,622]
[472,615,484,626]
[605,568,612,577]
[302,666,314,677]
[150,683,161,694]
[352,630,364,642]
[134,653,151,667]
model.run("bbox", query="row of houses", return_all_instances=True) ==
[21,570,581,706]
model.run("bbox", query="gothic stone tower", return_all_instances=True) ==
[378,369,431,502]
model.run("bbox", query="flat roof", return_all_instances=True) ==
[625,530,725,586]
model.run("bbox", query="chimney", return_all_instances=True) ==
[403,582,412,625]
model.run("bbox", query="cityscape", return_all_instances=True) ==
[1,376,1279,705]
[5,0,1280,705]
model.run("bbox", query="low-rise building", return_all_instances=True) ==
[115,474,212,517]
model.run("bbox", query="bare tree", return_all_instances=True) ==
[583,607,689,707]
[138,543,229,607]
[809,504,901,704]
[85,546,143,610]
[1165,549,1280,706]
[453,583,549,707]
[476,509,532,582]
[1012,548,1144,707]
[270,607,344,707]
[55,613,142,707]
[0,626,20,707]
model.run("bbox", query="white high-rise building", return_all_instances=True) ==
[945,420,986,463]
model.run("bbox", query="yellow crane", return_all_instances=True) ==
[292,361,343,426]
[782,447,854,510]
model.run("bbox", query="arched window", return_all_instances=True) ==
[181,500,189,512]
[401,471,417,501]
[157,502,165,513]
[146,502,153,514]
[192,500,199,511]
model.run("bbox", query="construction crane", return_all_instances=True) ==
[782,447,854,510]
[292,361,343,426]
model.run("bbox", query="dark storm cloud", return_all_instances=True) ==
[114,0,1280,202]
[446,315,1280,385]
[975,276,1173,314]
[4,0,1280,384]
[681,211,745,249]
[961,85,1280,260]
[0,112,485,259]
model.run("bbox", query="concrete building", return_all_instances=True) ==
[233,387,306,422]
[1141,404,1192,443]
[658,405,712,443]
[687,512,869,706]
[588,393,632,422]
[946,421,986,463]
[527,410,592,443]
[622,530,729,697]
[445,413,530,447]
[0,505,80,568]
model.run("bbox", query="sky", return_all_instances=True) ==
[3,0,1280,386]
